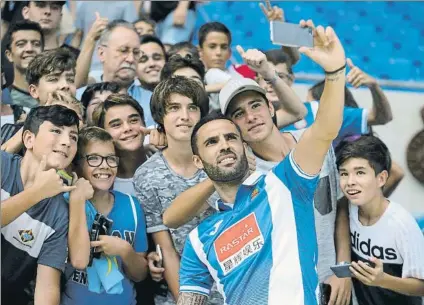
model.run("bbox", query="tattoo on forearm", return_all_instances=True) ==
[325,68,346,82]
[177,292,208,305]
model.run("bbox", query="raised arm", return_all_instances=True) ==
[75,12,108,88]
[236,46,306,127]
[293,20,346,175]
[346,58,393,126]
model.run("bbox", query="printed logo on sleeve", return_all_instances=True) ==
[18,229,34,243]
[214,213,264,275]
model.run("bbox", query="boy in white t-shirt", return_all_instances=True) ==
[336,135,424,305]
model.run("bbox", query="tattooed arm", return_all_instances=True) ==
[177,292,208,305]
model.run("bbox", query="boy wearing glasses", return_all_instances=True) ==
[61,126,149,305]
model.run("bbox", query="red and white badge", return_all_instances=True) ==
[214,213,264,275]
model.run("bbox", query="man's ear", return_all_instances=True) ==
[28,84,40,99]
[192,155,204,170]
[377,170,389,188]
[97,45,106,63]
[5,49,13,63]
[22,129,35,150]
[22,5,30,20]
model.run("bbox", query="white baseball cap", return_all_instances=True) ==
[219,78,266,115]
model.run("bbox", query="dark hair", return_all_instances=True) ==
[309,80,359,108]
[23,1,66,8]
[26,48,76,85]
[134,16,156,28]
[198,22,231,47]
[336,135,391,176]
[190,111,242,155]
[92,93,145,129]
[139,34,168,61]
[151,76,209,133]
[264,49,293,74]
[161,54,205,82]
[4,20,44,51]
[23,104,80,138]
[74,126,114,164]
[168,41,199,59]
[80,82,121,109]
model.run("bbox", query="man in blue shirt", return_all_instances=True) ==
[177,21,347,305]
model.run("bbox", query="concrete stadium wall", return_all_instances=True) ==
[292,83,424,217]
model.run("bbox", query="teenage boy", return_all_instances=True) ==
[133,77,223,305]
[336,135,424,305]
[1,105,80,305]
[92,93,148,196]
[61,126,149,305]
[27,48,77,104]
[22,1,79,57]
[198,22,242,109]
[80,82,122,125]
[161,54,205,87]
[4,20,44,110]
[136,35,168,127]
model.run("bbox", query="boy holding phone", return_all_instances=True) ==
[336,135,424,305]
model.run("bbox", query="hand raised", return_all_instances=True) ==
[31,155,76,200]
[298,19,346,72]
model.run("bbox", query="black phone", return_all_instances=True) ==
[319,283,332,305]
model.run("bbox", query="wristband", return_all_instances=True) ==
[264,70,278,85]
[325,63,346,75]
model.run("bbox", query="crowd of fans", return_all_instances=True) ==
[1,1,424,305]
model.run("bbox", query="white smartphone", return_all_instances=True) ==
[156,244,163,268]
[270,21,314,48]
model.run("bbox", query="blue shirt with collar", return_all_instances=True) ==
[179,151,320,305]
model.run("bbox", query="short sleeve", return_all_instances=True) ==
[204,69,232,85]
[273,151,319,204]
[133,196,148,253]
[133,168,167,234]
[179,233,214,297]
[333,107,369,147]
[37,198,69,272]
[396,217,424,279]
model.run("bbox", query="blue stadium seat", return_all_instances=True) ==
[196,1,424,82]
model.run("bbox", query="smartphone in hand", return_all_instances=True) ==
[270,21,314,48]
[330,263,352,278]
[156,244,163,268]
[319,283,332,305]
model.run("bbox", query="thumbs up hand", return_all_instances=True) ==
[237,45,273,79]
[346,58,377,88]
[31,156,77,201]
[87,12,109,42]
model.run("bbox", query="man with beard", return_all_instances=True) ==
[4,20,44,113]
[177,21,347,305]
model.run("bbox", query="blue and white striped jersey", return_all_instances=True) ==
[179,152,320,305]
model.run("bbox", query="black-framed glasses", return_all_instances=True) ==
[84,154,119,168]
